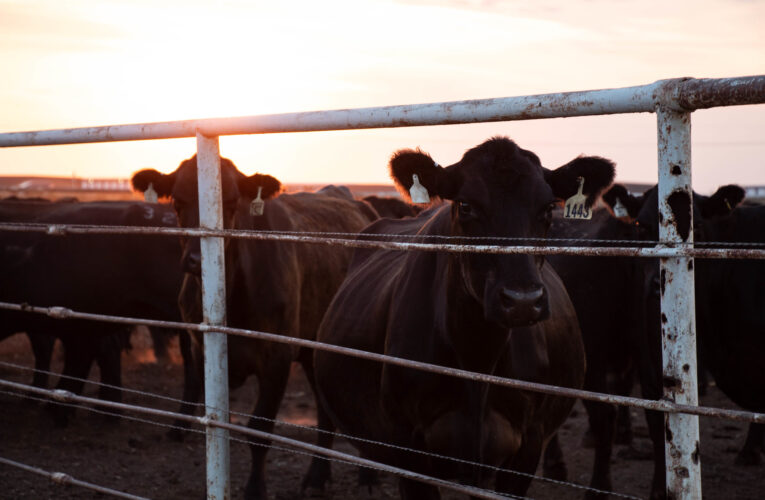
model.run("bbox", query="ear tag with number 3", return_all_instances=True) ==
[249,186,265,216]
[144,182,158,204]
[409,174,430,204]
[564,177,592,220]
[613,197,629,218]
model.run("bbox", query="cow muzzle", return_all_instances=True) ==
[495,286,548,327]
[182,250,202,276]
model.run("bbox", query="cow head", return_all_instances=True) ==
[131,155,281,275]
[390,136,615,328]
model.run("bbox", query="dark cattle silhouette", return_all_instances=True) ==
[594,183,751,500]
[362,194,421,219]
[314,137,616,498]
[131,155,377,500]
[0,200,185,424]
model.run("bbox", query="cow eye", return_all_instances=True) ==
[458,201,473,217]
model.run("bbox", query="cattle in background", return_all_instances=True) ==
[546,187,649,499]
[314,137,615,498]
[131,155,377,500]
[0,200,185,424]
[363,194,421,219]
[604,183,754,499]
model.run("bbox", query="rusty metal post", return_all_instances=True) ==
[656,106,701,499]
[196,133,230,500]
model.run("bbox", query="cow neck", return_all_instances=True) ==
[431,206,511,375]
[222,198,296,331]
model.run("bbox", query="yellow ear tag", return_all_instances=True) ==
[613,197,629,218]
[249,186,265,216]
[564,177,592,220]
[409,174,430,204]
[144,182,158,204]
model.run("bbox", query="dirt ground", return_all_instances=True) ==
[0,328,762,500]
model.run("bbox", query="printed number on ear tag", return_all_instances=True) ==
[409,174,430,204]
[564,177,592,220]
[249,186,265,216]
[144,183,158,204]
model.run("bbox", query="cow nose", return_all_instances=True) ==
[183,252,202,276]
[499,287,547,325]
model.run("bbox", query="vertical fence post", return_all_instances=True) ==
[196,132,231,500]
[656,107,701,499]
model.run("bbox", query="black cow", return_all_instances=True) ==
[314,137,615,498]
[363,195,421,219]
[131,154,377,500]
[0,200,185,423]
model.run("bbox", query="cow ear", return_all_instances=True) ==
[602,184,645,219]
[389,149,457,203]
[131,169,176,198]
[699,184,745,218]
[238,173,282,200]
[544,156,616,207]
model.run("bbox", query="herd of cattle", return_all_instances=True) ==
[1,136,763,500]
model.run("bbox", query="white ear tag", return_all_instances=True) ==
[563,177,592,220]
[409,174,430,204]
[144,182,158,204]
[613,197,629,218]
[249,186,265,216]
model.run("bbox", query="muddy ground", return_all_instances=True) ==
[0,328,762,499]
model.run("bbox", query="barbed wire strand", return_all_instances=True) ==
[2,302,764,426]
[0,365,640,499]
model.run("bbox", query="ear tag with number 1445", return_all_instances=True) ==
[564,177,592,220]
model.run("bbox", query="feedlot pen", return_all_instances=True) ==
[1,76,765,500]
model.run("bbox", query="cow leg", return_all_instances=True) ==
[398,478,440,500]
[644,409,666,500]
[28,332,55,388]
[243,358,291,500]
[299,354,336,496]
[95,332,125,406]
[49,336,97,426]
[736,422,765,466]
[148,327,173,363]
[583,400,616,499]
[614,368,634,445]
[542,433,567,481]
[169,330,203,441]
[496,429,543,496]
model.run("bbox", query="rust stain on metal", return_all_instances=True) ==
[667,190,692,241]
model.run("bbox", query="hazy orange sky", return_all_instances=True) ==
[0,0,763,193]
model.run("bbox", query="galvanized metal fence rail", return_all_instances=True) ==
[2,75,764,500]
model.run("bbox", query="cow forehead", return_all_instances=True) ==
[456,155,550,203]
[172,160,241,202]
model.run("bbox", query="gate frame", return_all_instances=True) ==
[2,75,764,499]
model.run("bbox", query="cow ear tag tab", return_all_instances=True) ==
[612,197,629,218]
[409,174,430,204]
[144,183,158,204]
[563,177,592,220]
[249,186,265,216]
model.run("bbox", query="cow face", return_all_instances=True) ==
[131,155,281,275]
[390,137,615,328]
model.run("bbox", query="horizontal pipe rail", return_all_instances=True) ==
[0,222,763,260]
[1,300,763,426]
[0,456,149,500]
[0,379,515,500]
[0,76,763,147]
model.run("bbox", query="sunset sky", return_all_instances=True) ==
[0,0,763,193]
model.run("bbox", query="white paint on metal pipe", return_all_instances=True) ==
[196,133,230,500]
[657,107,701,500]
[0,76,763,147]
